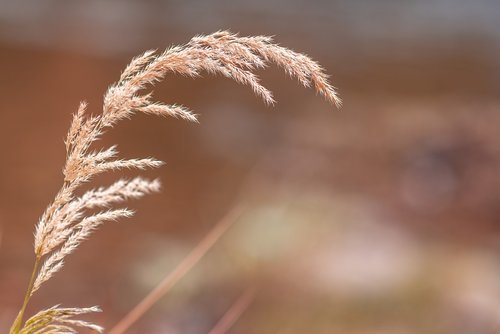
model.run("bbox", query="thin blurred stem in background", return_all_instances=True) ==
[109,205,244,334]
[208,286,256,334]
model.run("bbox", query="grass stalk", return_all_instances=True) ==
[8,31,339,333]
[9,256,41,334]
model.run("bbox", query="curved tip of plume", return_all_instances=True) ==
[104,29,341,123]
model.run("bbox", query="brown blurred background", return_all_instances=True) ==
[1,1,500,333]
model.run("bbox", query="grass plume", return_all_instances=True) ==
[10,30,339,334]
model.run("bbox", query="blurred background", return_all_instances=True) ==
[1,1,500,333]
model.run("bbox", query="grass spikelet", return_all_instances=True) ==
[19,306,103,334]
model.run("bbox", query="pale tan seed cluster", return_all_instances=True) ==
[19,306,104,334]
[11,31,340,334]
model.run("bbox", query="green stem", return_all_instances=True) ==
[9,256,41,334]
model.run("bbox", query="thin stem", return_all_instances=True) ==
[208,286,256,334]
[9,256,41,334]
[108,205,243,334]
